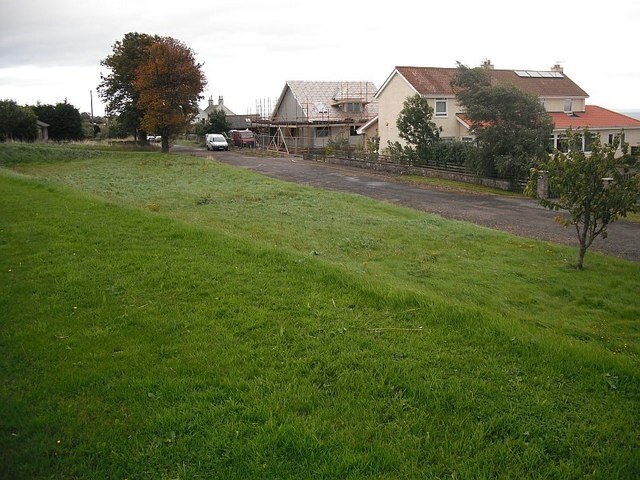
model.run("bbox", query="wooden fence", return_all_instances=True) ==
[301,149,525,192]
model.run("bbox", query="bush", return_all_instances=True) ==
[384,141,417,165]
[385,140,475,167]
[416,141,475,167]
[0,100,38,142]
[325,135,350,156]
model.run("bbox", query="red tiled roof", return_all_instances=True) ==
[457,106,640,133]
[549,105,640,130]
[455,114,491,130]
[456,114,471,129]
[395,66,588,98]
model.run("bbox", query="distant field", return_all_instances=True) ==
[1,143,639,479]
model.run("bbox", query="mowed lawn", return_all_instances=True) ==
[1,144,639,479]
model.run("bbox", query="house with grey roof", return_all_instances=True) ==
[196,96,235,122]
[195,95,261,131]
[264,81,378,151]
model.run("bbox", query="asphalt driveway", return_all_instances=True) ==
[175,146,640,263]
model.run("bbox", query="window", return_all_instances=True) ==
[435,98,448,117]
[316,126,329,137]
[608,133,625,147]
[583,133,598,152]
[350,125,359,136]
[563,98,573,113]
[557,135,569,153]
[345,102,361,113]
[631,145,639,156]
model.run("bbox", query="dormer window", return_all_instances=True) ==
[564,98,573,113]
[344,102,362,113]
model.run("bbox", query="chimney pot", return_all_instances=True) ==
[481,59,494,70]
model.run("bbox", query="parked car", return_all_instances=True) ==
[230,129,255,148]
[205,133,229,151]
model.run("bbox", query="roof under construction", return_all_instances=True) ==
[272,81,378,123]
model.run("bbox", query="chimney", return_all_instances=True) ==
[481,59,494,70]
[551,63,564,74]
[208,96,213,107]
[218,96,224,107]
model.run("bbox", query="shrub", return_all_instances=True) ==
[415,141,475,167]
[385,140,475,167]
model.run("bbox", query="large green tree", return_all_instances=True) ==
[33,101,83,141]
[98,32,158,144]
[134,36,206,153]
[0,100,38,142]
[452,64,553,181]
[527,130,640,269]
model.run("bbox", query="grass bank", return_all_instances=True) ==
[1,143,639,478]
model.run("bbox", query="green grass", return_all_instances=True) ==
[1,143,639,478]
[402,174,523,196]
[627,211,640,224]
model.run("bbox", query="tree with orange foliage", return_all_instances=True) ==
[134,37,206,153]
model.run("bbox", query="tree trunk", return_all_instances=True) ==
[137,130,148,146]
[576,210,590,270]
[577,244,587,270]
[161,136,169,153]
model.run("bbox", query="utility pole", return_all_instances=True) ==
[89,90,95,138]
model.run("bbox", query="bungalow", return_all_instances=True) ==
[262,81,378,151]
[368,62,640,154]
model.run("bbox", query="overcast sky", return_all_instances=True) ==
[1,0,639,117]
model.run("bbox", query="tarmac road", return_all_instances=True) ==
[174,145,640,263]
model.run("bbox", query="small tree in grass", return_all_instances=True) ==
[527,130,640,269]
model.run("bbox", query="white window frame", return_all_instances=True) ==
[563,98,573,113]
[435,98,448,117]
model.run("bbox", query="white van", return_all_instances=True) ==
[205,133,229,151]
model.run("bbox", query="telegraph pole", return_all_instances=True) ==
[89,90,95,138]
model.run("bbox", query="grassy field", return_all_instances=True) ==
[1,143,639,478]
